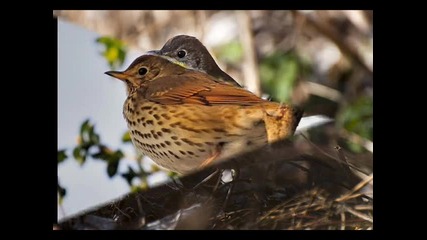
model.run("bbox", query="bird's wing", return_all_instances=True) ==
[144,73,267,106]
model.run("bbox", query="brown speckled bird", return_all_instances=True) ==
[147,35,242,87]
[105,54,302,174]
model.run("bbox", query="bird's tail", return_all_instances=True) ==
[262,103,304,143]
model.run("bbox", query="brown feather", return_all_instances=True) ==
[144,71,267,106]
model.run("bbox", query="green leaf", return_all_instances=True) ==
[91,145,111,161]
[79,119,102,148]
[80,119,91,137]
[121,166,138,186]
[337,95,373,141]
[57,181,67,205]
[112,150,124,163]
[72,146,86,165]
[107,160,120,178]
[91,151,108,161]
[215,41,243,64]
[96,36,127,70]
[273,58,297,102]
[122,131,132,143]
[58,150,68,164]
[259,52,300,102]
[151,164,162,173]
[345,141,363,153]
[167,171,179,178]
[337,95,373,153]
[105,150,124,177]
[131,184,147,192]
[88,125,100,145]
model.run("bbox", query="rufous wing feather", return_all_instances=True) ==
[144,72,267,106]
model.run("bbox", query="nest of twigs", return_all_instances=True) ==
[242,183,372,230]
[57,127,373,230]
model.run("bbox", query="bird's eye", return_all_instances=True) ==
[138,67,148,76]
[177,50,187,58]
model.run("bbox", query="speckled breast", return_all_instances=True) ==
[122,94,217,173]
[122,92,271,174]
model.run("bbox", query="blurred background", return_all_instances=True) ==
[55,10,373,223]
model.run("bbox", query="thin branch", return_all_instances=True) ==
[295,11,373,75]
[237,11,261,96]
[335,174,373,202]
[343,206,373,223]
[340,128,373,153]
[304,81,343,102]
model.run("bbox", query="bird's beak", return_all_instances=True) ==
[105,71,128,81]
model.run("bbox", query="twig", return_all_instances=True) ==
[340,128,373,153]
[335,174,373,202]
[196,10,207,41]
[303,81,343,102]
[300,134,342,163]
[237,10,261,96]
[354,205,373,211]
[343,206,373,223]
[340,211,346,230]
[295,11,373,75]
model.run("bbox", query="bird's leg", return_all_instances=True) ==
[199,148,221,169]
[190,145,224,191]
[192,168,222,191]
[166,175,184,191]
